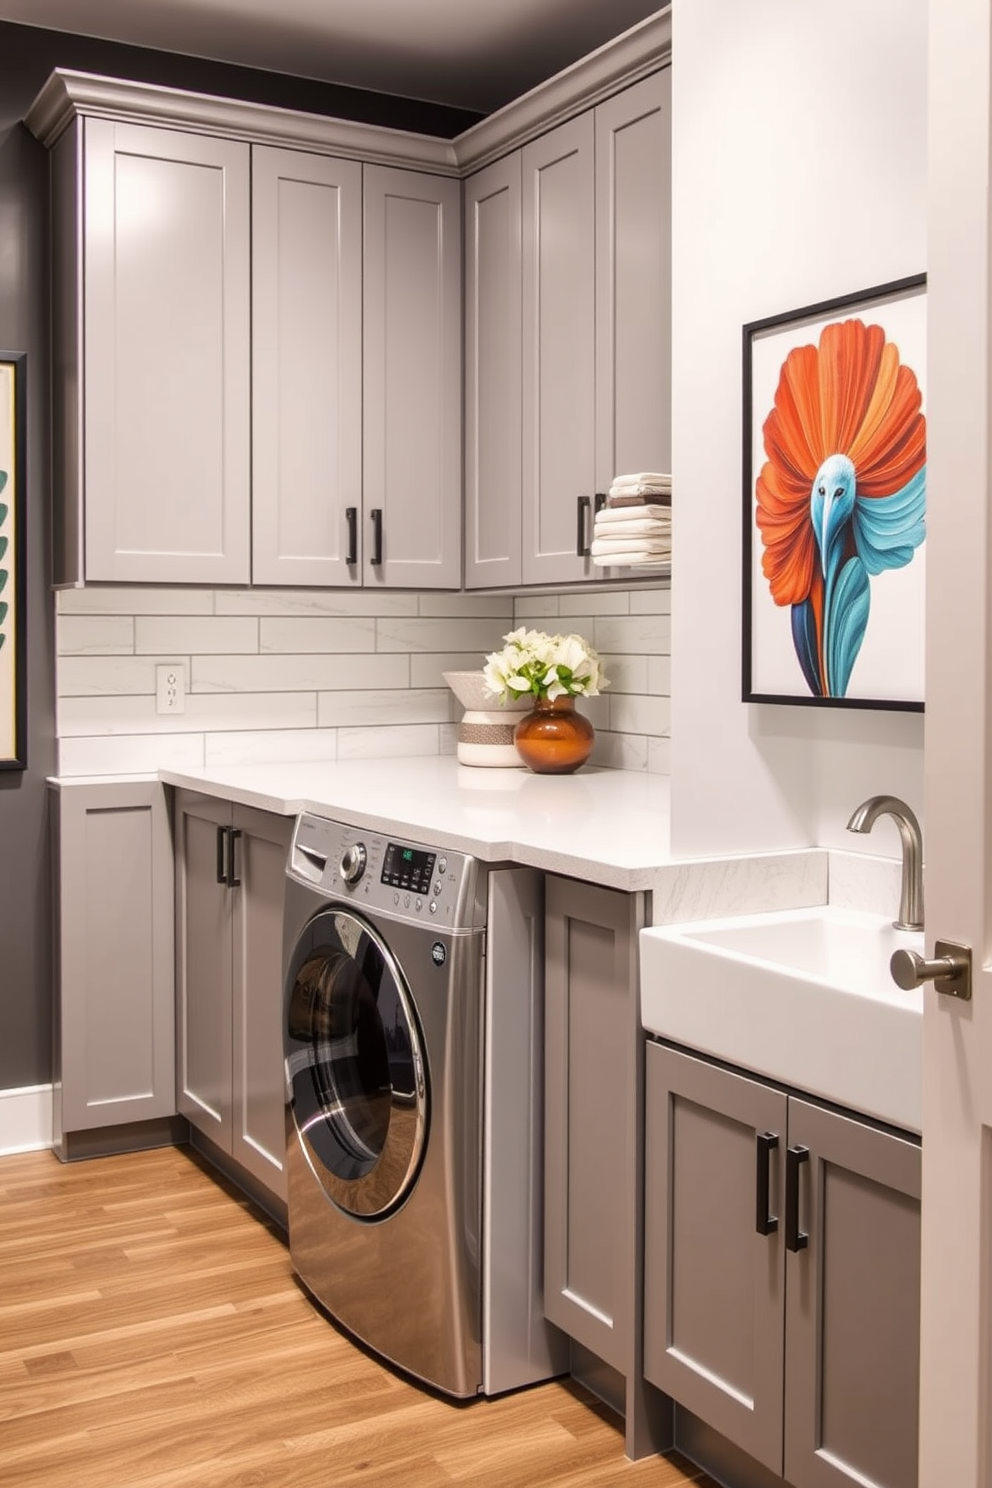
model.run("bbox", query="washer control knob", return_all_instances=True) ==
[339,842,367,885]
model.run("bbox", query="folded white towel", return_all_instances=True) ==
[590,535,672,557]
[610,472,671,487]
[594,521,670,543]
[593,549,671,568]
[595,505,671,527]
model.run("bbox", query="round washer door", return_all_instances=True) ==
[285,907,428,1220]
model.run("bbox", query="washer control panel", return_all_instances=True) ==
[289,813,482,931]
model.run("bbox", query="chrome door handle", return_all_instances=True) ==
[890,938,972,1000]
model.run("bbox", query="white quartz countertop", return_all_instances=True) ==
[157,757,826,911]
[160,757,675,890]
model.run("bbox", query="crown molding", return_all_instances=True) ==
[24,6,671,179]
[24,70,460,174]
[453,8,671,174]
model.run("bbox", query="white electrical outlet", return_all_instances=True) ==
[155,663,186,715]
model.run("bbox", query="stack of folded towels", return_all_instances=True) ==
[590,472,671,567]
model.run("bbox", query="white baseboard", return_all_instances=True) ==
[0,1084,54,1155]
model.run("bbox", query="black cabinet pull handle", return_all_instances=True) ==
[345,506,358,566]
[755,1131,779,1236]
[226,827,242,889]
[785,1144,809,1252]
[370,508,383,566]
[216,825,227,885]
[594,491,607,515]
[576,495,591,558]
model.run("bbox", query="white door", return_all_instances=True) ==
[920,3,992,1484]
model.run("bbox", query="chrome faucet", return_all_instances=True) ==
[846,795,924,932]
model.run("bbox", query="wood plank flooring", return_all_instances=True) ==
[0,1145,717,1488]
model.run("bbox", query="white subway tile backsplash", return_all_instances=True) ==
[191,653,408,694]
[215,588,418,617]
[375,617,509,654]
[57,587,213,615]
[317,689,450,728]
[54,582,671,777]
[204,728,338,768]
[259,616,376,654]
[58,732,206,776]
[337,724,441,760]
[57,656,161,697]
[57,614,135,655]
[417,594,514,618]
[59,691,318,736]
[135,616,259,655]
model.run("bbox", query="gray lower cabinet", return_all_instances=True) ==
[175,790,293,1208]
[51,779,176,1156]
[644,1041,921,1488]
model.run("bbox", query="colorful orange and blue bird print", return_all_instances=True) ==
[755,317,926,698]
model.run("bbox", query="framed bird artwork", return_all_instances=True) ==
[742,275,926,711]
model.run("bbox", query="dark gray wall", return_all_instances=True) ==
[0,23,478,1092]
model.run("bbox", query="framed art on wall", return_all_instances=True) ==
[0,353,26,769]
[742,275,926,711]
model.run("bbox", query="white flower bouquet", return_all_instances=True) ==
[483,628,608,704]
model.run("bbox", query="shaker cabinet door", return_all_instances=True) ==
[363,165,463,589]
[83,120,251,583]
[251,146,363,587]
[521,113,597,586]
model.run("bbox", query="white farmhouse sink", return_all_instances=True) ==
[640,906,923,1133]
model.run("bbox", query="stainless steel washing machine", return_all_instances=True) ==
[283,811,567,1399]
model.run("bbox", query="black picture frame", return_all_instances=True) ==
[0,352,27,770]
[742,275,927,712]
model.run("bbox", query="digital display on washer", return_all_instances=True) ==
[381,842,437,893]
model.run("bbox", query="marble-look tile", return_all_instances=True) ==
[204,728,338,767]
[648,736,671,774]
[191,652,408,693]
[558,591,631,616]
[57,614,135,655]
[827,849,903,918]
[336,724,441,760]
[258,616,376,654]
[591,730,649,771]
[439,722,459,756]
[418,594,514,618]
[135,616,259,655]
[597,654,648,695]
[57,657,160,697]
[375,616,508,654]
[611,693,671,736]
[630,585,671,615]
[594,613,671,654]
[411,653,491,689]
[58,691,318,736]
[57,587,213,615]
[58,731,206,776]
[513,595,560,619]
[214,588,418,616]
[650,851,828,925]
[648,654,672,695]
[317,689,450,728]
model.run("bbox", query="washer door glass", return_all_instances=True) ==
[286,908,428,1220]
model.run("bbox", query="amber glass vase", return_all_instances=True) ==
[513,696,595,774]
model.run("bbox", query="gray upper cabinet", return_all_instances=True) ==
[363,165,463,589]
[464,154,524,590]
[644,1041,921,1488]
[464,69,672,589]
[251,146,363,587]
[521,111,598,586]
[53,118,251,585]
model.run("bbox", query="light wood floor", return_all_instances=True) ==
[0,1145,718,1488]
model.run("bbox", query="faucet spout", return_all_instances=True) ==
[846,794,924,932]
